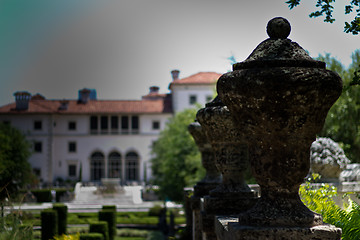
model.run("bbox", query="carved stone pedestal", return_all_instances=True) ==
[191,182,220,240]
[196,98,258,240]
[215,17,342,239]
[188,122,221,240]
[215,217,342,240]
[201,193,258,240]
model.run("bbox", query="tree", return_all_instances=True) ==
[0,123,32,202]
[319,50,360,162]
[286,0,360,34]
[151,108,204,202]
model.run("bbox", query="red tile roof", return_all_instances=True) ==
[0,96,173,114]
[169,72,222,89]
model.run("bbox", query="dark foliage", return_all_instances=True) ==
[53,203,68,235]
[0,123,32,202]
[41,209,58,240]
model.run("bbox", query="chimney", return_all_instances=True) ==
[78,88,91,104]
[149,86,160,94]
[59,100,69,110]
[171,70,180,81]
[14,91,31,110]
[31,93,45,100]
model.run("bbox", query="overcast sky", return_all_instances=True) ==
[0,0,358,106]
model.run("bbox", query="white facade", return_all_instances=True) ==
[0,71,220,185]
[171,85,216,113]
[1,113,171,184]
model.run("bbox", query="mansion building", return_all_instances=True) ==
[0,71,221,185]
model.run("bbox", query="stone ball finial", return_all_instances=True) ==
[266,17,291,39]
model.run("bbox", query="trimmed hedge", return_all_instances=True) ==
[53,203,68,235]
[80,233,104,240]
[55,189,69,202]
[33,189,52,202]
[28,189,72,202]
[148,205,163,217]
[99,210,116,240]
[41,209,58,240]
[102,205,116,211]
[89,221,109,240]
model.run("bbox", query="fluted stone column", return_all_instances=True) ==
[196,97,259,240]
[215,17,342,239]
[188,122,221,240]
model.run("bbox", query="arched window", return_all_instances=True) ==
[125,151,139,181]
[90,152,104,181]
[108,152,121,178]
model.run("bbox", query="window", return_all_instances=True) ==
[34,121,42,130]
[91,152,105,181]
[125,152,139,181]
[108,152,121,178]
[111,116,118,133]
[68,164,77,177]
[189,95,197,105]
[90,116,98,133]
[152,121,160,130]
[34,141,42,153]
[101,116,108,133]
[68,142,76,153]
[131,116,139,133]
[68,121,76,130]
[121,116,129,133]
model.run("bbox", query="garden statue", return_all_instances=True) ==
[310,137,350,182]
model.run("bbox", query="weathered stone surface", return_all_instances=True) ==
[266,17,291,39]
[188,122,222,189]
[196,97,258,239]
[340,163,360,182]
[197,97,256,196]
[203,195,256,215]
[310,137,350,181]
[188,122,221,240]
[217,17,342,230]
[216,217,342,240]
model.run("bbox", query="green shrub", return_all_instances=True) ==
[19,224,33,239]
[146,231,164,240]
[33,189,52,202]
[54,233,80,240]
[41,209,58,240]
[80,233,104,240]
[148,205,163,217]
[30,188,71,202]
[98,210,116,240]
[89,221,108,240]
[117,228,149,237]
[102,205,116,211]
[0,218,33,240]
[300,174,360,240]
[53,203,68,235]
[55,189,70,202]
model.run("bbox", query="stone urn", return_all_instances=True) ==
[188,121,222,197]
[217,17,342,227]
[196,96,256,199]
